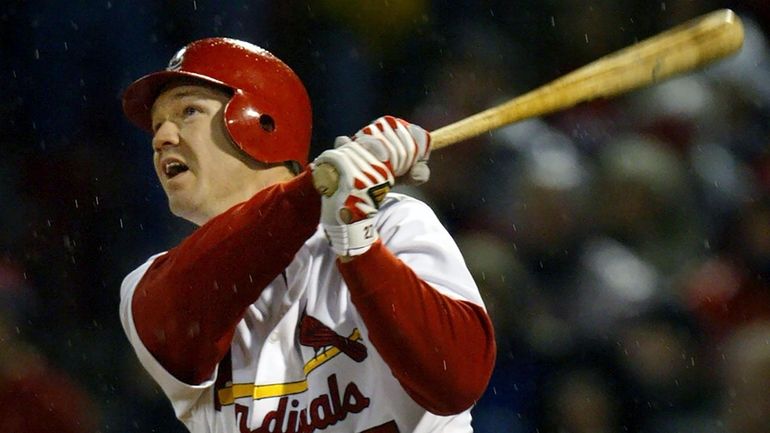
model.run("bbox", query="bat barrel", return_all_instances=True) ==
[429,8,744,149]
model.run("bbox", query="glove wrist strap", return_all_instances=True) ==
[324,217,378,257]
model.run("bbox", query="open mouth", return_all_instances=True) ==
[163,160,189,179]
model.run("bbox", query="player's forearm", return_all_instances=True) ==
[132,170,321,384]
[338,241,496,415]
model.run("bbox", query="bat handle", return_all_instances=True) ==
[312,162,341,197]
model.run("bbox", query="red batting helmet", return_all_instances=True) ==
[122,37,312,166]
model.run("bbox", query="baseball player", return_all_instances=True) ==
[119,37,495,433]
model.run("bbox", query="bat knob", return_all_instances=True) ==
[312,163,340,197]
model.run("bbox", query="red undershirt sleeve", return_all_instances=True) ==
[131,170,321,385]
[337,240,496,415]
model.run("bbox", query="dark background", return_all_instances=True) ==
[1,1,769,432]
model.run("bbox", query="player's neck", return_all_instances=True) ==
[189,165,296,226]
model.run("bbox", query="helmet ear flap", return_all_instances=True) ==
[224,91,300,164]
[224,87,310,167]
[223,91,250,151]
[224,90,276,162]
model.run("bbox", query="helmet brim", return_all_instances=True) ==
[122,70,230,133]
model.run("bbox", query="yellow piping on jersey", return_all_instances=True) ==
[217,328,362,404]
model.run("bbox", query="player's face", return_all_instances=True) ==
[150,84,273,225]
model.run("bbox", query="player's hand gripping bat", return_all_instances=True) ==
[313,8,744,196]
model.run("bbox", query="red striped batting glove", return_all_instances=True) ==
[312,141,394,256]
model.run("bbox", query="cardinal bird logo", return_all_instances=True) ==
[299,313,368,362]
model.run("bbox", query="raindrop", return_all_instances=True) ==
[106,1,112,9]
[74,199,79,209]
[63,41,68,51]
[550,16,555,27]
[34,48,40,59]
[661,2,666,11]
[119,218,124,229]
[584,34,589,44]
[193,0,197,10]
[69,20,78,30]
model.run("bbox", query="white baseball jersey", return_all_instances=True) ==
[120,193,485,433]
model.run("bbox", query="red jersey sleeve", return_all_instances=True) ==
[338,240,496,415]
[132,170,321,384]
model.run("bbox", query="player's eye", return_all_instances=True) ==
[183,105,201,118]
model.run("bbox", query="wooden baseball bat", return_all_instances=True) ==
[313,8,744,196]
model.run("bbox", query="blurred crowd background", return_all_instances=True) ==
[1,0,769,432]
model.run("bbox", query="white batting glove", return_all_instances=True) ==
[335,115,432,185]
[313,141,394,257]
